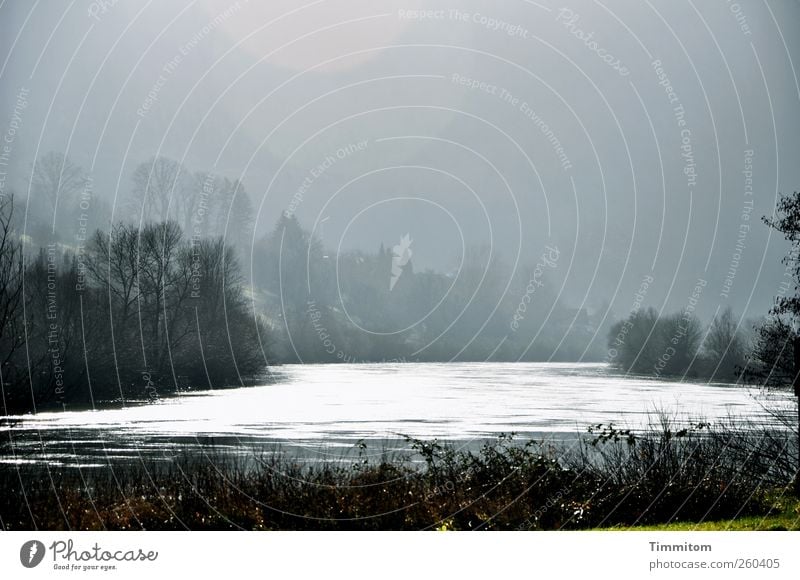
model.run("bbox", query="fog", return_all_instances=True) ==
[2,0,800,365]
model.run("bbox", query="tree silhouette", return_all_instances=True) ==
[129,157,194,228]
[31,151,87,225]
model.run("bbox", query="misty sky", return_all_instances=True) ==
[2,0,799,322]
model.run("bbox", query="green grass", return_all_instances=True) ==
[598,495,800,531]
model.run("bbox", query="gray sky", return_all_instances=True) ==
[2,0,799,321]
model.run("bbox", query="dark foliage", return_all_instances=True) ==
[0,419,787,531]
[607,306,746,381]
[0,197,267,414]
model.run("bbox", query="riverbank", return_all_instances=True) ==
[1,419,794,531]
[1,372,272,416]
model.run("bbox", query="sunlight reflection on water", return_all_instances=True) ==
[1,362,784,466]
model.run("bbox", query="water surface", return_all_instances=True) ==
[0,363,780,467]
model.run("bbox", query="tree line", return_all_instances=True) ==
[607,305,750,381]
[5,150,800,414]
[24,152,255,252]
[608,189,800,388]
[1,194,265,414]
[252,213,610,364]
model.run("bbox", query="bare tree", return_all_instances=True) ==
[86,223,142,324]
[137,220,185,373]
[129,157,194,228]
[0,197,26,378]
[195,175,255,251]
[703,306,745,381]
[31,152,87,221]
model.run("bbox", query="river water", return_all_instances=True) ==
[0,362,782,467]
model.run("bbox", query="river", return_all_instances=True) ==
[0,362,783,467]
